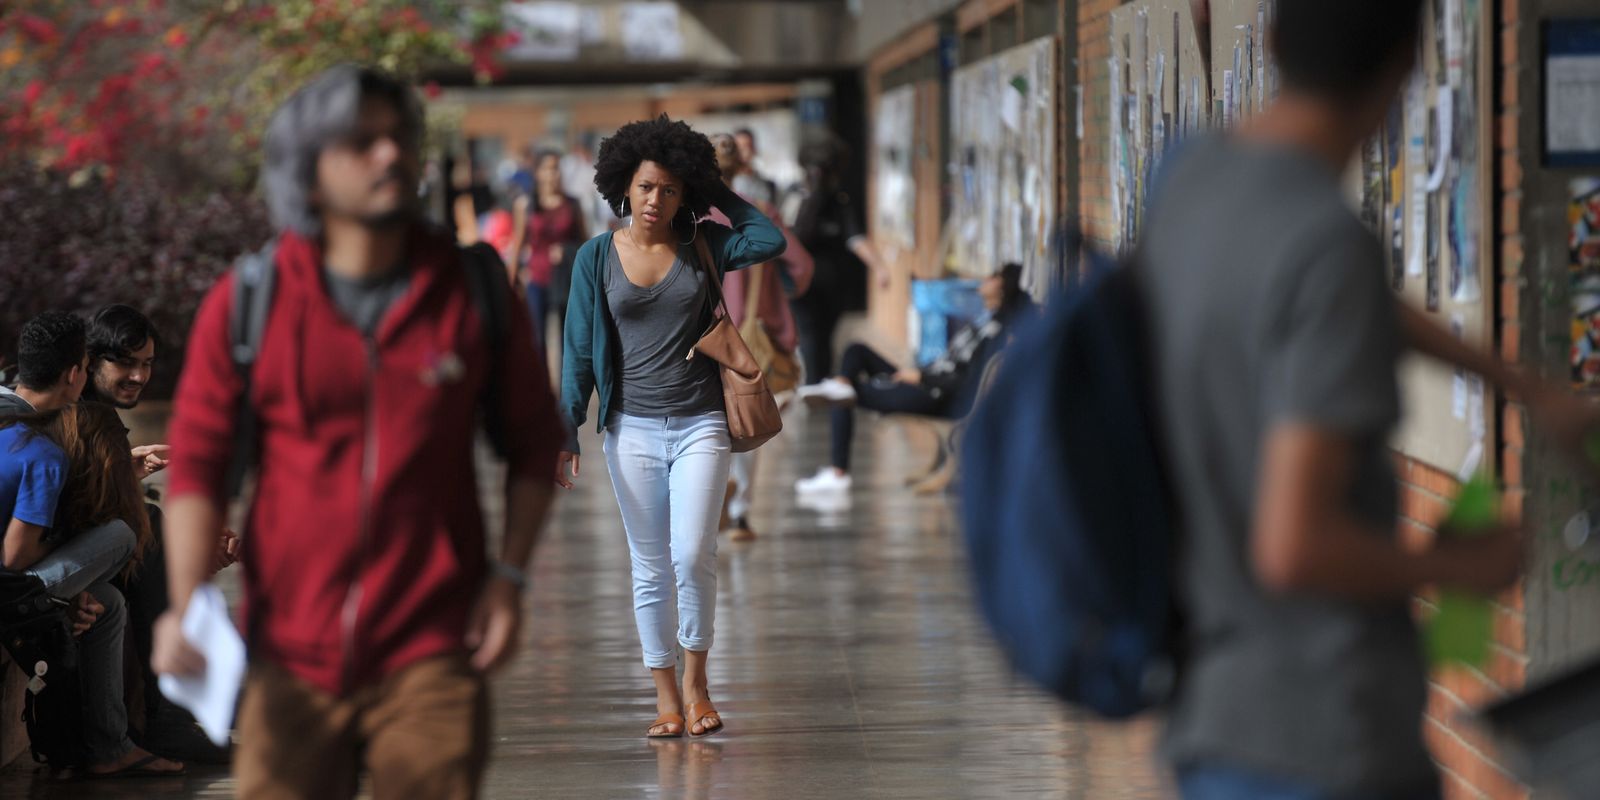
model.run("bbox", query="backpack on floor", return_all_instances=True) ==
[0,570,90,769]
[223,240,513,497]
[957,240,1179,719]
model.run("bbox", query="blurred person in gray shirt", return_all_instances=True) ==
[1139,1,1600,797]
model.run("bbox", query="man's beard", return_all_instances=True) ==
[359,203,415,230]
[95,382,139,409]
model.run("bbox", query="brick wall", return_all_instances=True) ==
[1395,3,1531,798]
[1077,0,1121,249]
[1399,456,1530,800]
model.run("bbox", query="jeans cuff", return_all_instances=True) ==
[93,737,136,767]
[678,636,712,654]
[643,649,678,670]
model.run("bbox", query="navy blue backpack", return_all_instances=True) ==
[958,250,1179,718]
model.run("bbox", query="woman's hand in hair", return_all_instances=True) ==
[555,451,580,490]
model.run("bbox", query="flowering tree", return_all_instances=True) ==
[1,0,508,178]
[0,0,511,395]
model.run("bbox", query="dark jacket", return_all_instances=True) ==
[559,183,786,453]
[0,387,36,420]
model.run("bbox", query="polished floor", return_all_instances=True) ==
[1,402,1170,799]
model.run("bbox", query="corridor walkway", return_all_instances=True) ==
[0,406,1168,799]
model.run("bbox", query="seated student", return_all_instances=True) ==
[1,403,184,777]
[794,263,1034,495]
[81,304,236,763]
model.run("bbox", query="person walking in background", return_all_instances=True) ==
[557,115,785,739]
[730,128,778,208]
[790,139,889,384]
[708,133,813,542]
[1138,2,1600,797]
[508,147,588,356]
[795,263,1032,498]
[153,64,562,800]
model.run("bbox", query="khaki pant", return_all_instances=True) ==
[236,655,489,800]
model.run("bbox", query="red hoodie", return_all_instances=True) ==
[166,224,562,695]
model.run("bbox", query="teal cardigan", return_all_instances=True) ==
[559,185,787,453]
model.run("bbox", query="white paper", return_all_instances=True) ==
[1452,373,1468,420]
[158,584,246,747]
[1426,88,1453,192]
[1547,55,1600,154]
[1075,84,1085,140]
[1468,375,1486,440]
[1000,81,1023,131]
[1458,439,1484,482]
[503,2,582,61]
[619,2,683,61]
[579,7,605,44]
[1406,70,1427,277]
[1223,70,1235,127]
[1256,3,1267,109]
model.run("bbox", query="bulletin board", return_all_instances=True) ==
[1107,0,1221,251]
[872,85,918,253]
[1382,0,1496,475]
[947,36,1058,300]
[1105,0,1495,474]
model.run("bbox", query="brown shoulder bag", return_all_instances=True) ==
[690,236,783,452]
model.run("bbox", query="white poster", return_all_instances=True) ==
[503,2,581,61]
[872,86,918,250]
[1548,55,1600,155]
[619,2,684,61]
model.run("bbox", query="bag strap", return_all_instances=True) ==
[461,242,511,461]
[691,230,730,319]
[742,261,765,323]
[224,241,277,499]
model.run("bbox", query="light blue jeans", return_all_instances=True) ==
[27,519,137,764]
[602,412,732,669]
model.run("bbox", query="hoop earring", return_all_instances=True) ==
[679,220,697,246]
[622,197,631,217]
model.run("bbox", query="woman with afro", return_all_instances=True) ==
[556,115,786,739]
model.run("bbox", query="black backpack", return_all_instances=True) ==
[223,240,513,497]
[0,570,90,770]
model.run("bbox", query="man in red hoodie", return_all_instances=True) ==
[152,65,562,799]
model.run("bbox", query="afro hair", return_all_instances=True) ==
[593,115,721,223]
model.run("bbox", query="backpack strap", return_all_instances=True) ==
[224,242,277,499]
[461,242,511,460]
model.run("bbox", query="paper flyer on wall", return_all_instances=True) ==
[619,2,683,61]
[1568,178,1600,390]
[503,1,582,61]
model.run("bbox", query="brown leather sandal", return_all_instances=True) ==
[686,701,723,738]
[647,711,685,739]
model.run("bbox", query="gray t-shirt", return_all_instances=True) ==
[1138,136,1433,794]
[323,264,413,336]
[605,242,722,418]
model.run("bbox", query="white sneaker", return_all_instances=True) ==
[795,468,852,495]
[796,380,857,408]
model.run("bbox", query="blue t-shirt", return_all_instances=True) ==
[0,425,67,529]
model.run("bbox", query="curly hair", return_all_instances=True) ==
[593,115,721,223]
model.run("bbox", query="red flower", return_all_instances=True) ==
[423,81,443,100]
[23,81,45,106]
[14,14,62,46]
[64,134,101,166]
